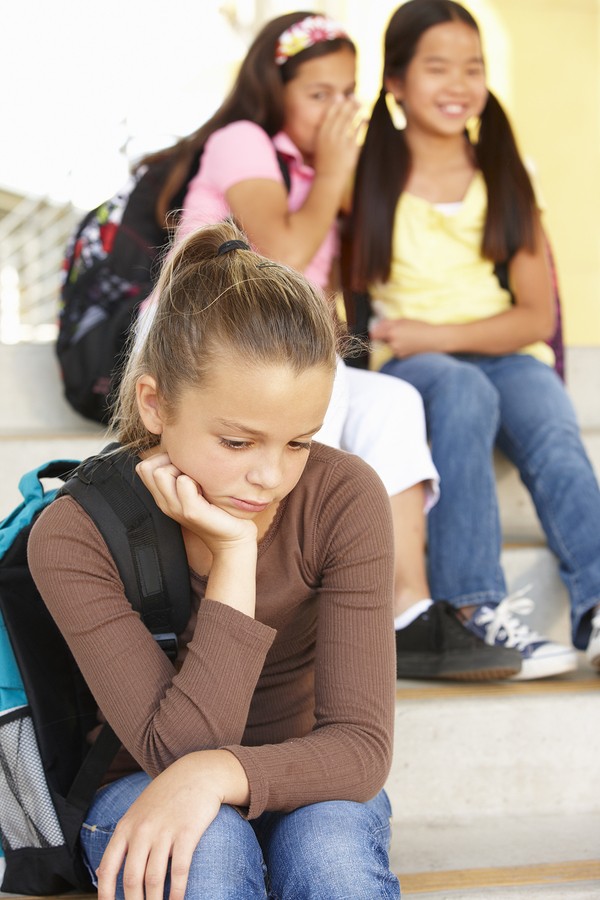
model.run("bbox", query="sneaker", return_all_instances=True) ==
[586,610,600,670]
[465,589,577,681]
[395,601,522,681]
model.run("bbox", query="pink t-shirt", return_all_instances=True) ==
[179,120,338,290]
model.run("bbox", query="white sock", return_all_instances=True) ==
[394,599,434,630]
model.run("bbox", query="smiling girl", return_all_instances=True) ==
[350,0,600,680]
[28,221,400,899]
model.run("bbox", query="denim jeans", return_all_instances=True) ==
[80,771,400,899]
[380,352,600,647]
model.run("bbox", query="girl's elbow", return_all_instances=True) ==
[520,297,556,343]
[537,305,557,342]
[360,755,393,804]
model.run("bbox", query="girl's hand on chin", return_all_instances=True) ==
[136,454,257,552]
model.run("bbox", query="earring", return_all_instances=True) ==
[385,92,407,131]
[465,115,481,145]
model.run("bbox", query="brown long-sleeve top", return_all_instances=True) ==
[28,442,395,819]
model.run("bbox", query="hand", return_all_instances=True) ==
[96,751,249,900]
[136,453,257,555]
[370,317,442,358]
[314,96,362,180]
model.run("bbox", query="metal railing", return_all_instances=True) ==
[0,194,80,344]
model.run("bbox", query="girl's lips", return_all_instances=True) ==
[230,497,270,513]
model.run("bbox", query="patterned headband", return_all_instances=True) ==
[275,15,350,66]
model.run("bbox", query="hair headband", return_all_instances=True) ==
[275,15,350,66]
[217,239,251,256]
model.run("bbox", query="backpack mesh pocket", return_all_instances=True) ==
[0,707,65,851]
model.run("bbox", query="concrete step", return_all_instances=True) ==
[387,669,600,894]
[387,668,599,823]
[0,343,104,437]
[391,813,600,898]
[564,346,600,430]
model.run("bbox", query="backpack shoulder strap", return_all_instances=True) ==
[0,459,80,560]
[52,447,190,821]
[276,151,291,193]
[62,444,191,658]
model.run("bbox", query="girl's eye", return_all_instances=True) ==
[220,438,252,450]
[288,441,312,452]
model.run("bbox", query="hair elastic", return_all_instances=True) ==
[275,15,349,66]
[217,239,251,256]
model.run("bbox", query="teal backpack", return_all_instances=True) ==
[0,447,190,895]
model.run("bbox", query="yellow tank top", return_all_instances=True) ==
[368,171,554,370]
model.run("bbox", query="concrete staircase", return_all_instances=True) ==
[387,348,600,897]
[1,342,599,898]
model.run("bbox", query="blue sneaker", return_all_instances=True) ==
[465,590,577,681]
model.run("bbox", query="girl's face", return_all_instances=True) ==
[140,358,333,527]
[387,21,488,139]
[282,46,356,163]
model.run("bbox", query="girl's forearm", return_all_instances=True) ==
[435,306,555,356]
[206,543,257,618]
[266,172,348,272]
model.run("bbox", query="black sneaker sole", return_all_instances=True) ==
[396,654,521,681]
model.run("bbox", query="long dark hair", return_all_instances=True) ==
[351,0,536,289]
[136,12,355,227]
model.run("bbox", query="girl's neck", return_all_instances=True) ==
[403,129,477,204]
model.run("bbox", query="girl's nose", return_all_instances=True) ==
[447,70,468,93]
[247,456,283,490]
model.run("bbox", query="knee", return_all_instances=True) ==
[269,799,398,899]
[187,805,264,891]
[430,363,500,433]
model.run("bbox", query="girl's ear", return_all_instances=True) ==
[384,75,403,102]
[136,375,164,435]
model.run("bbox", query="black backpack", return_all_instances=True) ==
[57,146,292,426]
[0,446,190,895]
[56,157,199,425]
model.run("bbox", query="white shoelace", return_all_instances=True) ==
[476,586,544,650]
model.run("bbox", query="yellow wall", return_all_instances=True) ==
[343,0,600,346]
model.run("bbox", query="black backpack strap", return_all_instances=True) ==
[276,152,291,193]
[60,447,191,822]
[62,444,191,659]
[66,721,122,811]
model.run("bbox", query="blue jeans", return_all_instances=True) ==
[380,352,600,648]
[80,772,400,899]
